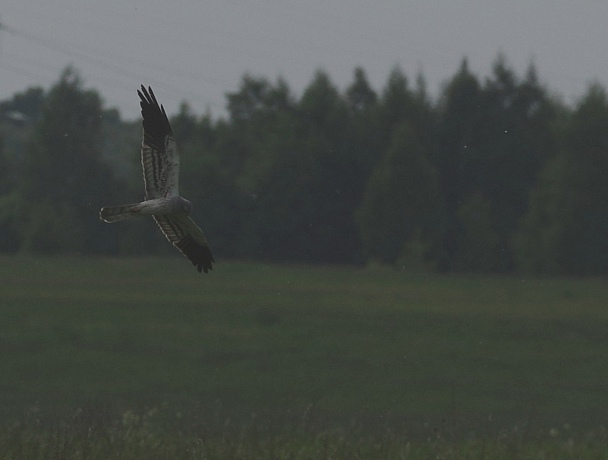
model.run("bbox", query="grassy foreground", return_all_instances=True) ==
[1,256,608,458]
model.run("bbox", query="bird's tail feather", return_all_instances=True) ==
[99,203,142,223]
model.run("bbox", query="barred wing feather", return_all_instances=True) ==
[138,86,180,199]
[153,215,215,273]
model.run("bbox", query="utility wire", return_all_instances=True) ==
[0,20,226,114]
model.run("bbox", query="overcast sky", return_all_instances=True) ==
[1,1,607,120]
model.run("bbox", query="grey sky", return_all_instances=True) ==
[1,1,607,120]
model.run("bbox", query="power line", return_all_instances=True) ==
[0,19,227,116]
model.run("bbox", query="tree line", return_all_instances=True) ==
[0,57,607,275]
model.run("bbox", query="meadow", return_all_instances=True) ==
[1,256,608,458]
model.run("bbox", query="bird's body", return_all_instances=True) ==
[100,86,214,273]
[100,196,192,222]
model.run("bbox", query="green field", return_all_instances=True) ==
[2,256,608,458]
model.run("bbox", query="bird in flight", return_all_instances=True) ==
[100,86,214,273]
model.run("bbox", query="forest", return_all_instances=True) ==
[0,55,607,275]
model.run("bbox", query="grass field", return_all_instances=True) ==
[2,256,608,458]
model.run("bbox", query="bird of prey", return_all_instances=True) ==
[100,86,214,273]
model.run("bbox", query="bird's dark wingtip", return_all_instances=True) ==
[178,237,214,274]
[196,260,214,274]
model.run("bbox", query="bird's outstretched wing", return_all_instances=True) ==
[138,85,180,199]
[153,214,215,273]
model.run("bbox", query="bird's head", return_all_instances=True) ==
[182,198,193,215]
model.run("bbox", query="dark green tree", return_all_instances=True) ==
[0,87,45,187]
[435,57,557,271]
[356,122,441,266]
[345,67,382,176]
[515,83,608,274]
[434,59,483,269]
[0,135,9,195]
[480,59,556,228]
[375,67,436,154]
[17,67,121,253]
[295,71,365,262]
[223,75,296,181]
[249,71,350,262]
[0,86,45,122]
[0,135,21,252]
[220,75,300,259]
[346,67,377,113]
[452,192,503,271]
[234,70,367,263]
